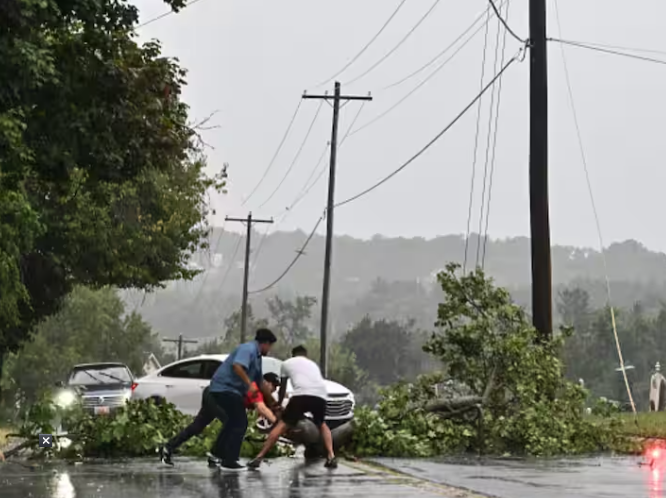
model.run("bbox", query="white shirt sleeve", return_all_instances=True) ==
[280,360,290,379]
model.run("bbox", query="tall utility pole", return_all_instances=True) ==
[529,0,552,341]
[302,82,372,376]
[163,334,198,360]
[226,213,273,343]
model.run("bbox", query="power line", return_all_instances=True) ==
[487,0,524,43]
[248,215,324,294]
[335,51,522,209]
[553,0,636,416]
[188,220,227,306]
[548,38,666,66]
[383,0,506,90]
[218,234,243,291]
[136,0,204,29]
[285,101,367,215]
[345,0,443,86]
[241,99,304,207]
[314,0,409,87]
[348,17,489,139]
[481,0,512,268]
[552,39,666,57]
[464,4,493,274]
[476,1,507,268]
[257,100,325,210]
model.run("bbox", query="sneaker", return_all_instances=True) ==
[220,461,246,471]
[246,458,262,469]
[324,457,338,469]
[207,452,222,468]
[159,446,173,466]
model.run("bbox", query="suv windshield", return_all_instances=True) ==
[69,366,132,386]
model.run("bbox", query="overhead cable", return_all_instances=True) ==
[348,17,489,139]
[345,0,443,86]
[551,39,666,57]
[553,0,637,416]
[248,215,324,294]
[487,0,524,43]
[314,0,409,87]
[136,0,204,29]
[548,38,666,66]
[241,99,304,207]
[335,50,522,209]
[463,5,493,274]
[476,2,507,268]
[481,0,512,268]
[286,101,367,214]
[383,0,506,90]
[257,100,325,210]
[250,101,368,273]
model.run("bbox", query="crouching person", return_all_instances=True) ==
[247,345,337,469]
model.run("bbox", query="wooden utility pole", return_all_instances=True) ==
[529,0,552,340]
[226,213,273,343]
[302,82,372,376]
[162,334,198,360]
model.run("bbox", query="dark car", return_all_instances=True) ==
[56,362,135,415]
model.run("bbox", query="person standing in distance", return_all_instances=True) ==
[247,345,337,469]
[208,328,278,470]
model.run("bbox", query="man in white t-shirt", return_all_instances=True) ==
[247,345,337,469]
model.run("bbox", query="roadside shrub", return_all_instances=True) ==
[19,397,291,459]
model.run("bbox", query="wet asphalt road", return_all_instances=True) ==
[372,456,662,498]
[0,457,479,498]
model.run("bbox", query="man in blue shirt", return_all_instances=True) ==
[207,328,278,470]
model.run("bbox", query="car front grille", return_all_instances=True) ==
[326,399,353,418]
[82,394,127,407]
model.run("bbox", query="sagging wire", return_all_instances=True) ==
[553,0,637,418]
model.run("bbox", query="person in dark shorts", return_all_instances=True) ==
[159,372,281,466]
[247,345,337,469]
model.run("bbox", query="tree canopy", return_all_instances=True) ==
[0,0,222,358]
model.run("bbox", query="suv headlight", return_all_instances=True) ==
[54,389,77,409]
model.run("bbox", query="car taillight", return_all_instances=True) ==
[131,383,138,391]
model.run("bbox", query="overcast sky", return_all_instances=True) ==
[132,0,666,252]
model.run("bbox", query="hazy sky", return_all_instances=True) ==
[132,0,666,252]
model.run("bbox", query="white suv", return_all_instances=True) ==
[131,354,355,429]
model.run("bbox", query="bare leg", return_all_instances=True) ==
[254,420,288,461]
[320,423,335,459]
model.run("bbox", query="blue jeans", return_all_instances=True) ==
[209,391,247,463]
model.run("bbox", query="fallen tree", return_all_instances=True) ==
[346,264,631,458]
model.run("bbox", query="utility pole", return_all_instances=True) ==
[226,213,273,343]
[302,82,372,376]
[162,334,198,360]
[529,0,552,341]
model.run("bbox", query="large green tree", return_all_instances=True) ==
[2,286,161,404]
[0,0,222,376]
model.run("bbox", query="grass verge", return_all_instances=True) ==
[617,412,666,439]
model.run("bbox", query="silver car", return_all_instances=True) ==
[55,362,134,415]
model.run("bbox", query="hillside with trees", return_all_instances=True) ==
[126,229,666,341]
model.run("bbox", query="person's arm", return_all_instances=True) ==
[255,401,277,424]
[232,347,257,394]
[278,362,289,405]
[259,380,278,409]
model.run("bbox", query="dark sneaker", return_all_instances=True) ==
[324,457,338,469]
[220,461,245,471]
[246,458,262,469]
[159,446,173,466]
[207,452,222,468]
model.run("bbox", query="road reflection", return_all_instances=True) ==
[650,466,663,498]
[52,472,76,498]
